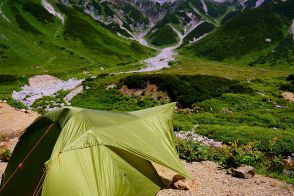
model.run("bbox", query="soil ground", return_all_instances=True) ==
[156,161,294,196]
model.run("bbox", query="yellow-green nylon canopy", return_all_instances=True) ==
[1,103,187,196]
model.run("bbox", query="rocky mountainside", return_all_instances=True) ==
[144,0,275,46]
[54,0,273,45]
[0,0,291,73]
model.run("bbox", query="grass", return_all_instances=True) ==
[182,22,215,45]
[120,74,252,107]
[158,55,293,79]
[0,0,154,76]
[146,24,179,47]
[0,0,155,98]
[71,75,168,111]
[181,1,294,66]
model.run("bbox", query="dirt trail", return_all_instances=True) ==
[157,161,294,196]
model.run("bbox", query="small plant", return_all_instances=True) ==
[176,139,209,162]
[0,148,11,162]
[221,141,263,169]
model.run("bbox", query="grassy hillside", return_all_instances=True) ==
[71,57,294,156]
[146,24,179,47]
[0,0,153,76]
[182,22,215,45]
[181,1,294,67]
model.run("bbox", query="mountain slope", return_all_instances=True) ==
[0,0,153,75]
[144,0,272,47]
[180,0,294,67]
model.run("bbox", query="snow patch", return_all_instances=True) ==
[152,0,176,4]
[255,0,266,7]
[240,0,248,9]
[41,0,65,23]
[0,1,11,23]
[290,20,294,39]
[188,33,209,45]
[201,0,208,15]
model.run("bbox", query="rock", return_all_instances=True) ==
[173,180,190,190]
[172,174,185,182]
[172,174,190,190]
[221,108,233,114]
[175,131,223,147]
[106,84,117,90]
[231,165,255,179]
[283,157,294,170]
[0,129,18,140]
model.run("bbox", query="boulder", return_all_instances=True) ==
[231,165,255,179]
[172,174,190,190]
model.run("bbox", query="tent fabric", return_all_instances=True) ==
[1,103,187,196]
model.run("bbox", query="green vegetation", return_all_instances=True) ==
[146,25,179,47]
[0,0,153,76]
[196,125,294,155]
[71,75,168,111]
[31,90,69,113]
[0,148,11,162]
[0,74,27,108]
[250,36,294,67]
[183,22,215,45]
[281,74,294,92]
[176,139,294,184]
[121,74,252,107]
[182,1,294,67]
[182,8,287,61]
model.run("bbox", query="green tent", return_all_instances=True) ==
[0,103,187,196]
